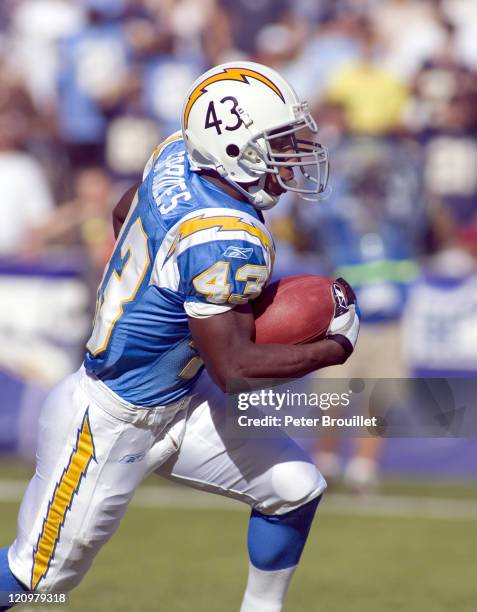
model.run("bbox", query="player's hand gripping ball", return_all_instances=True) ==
[253,275,359,352]
[326,277,360,358]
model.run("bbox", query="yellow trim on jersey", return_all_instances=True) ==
[235,263,269,299]
[183,67,285,129]
[152,131,182,162]
[32,411,96,590]
[178,340,204,380]
[168,215,274,258]
[193,260,231,303]
[87,217,151,356]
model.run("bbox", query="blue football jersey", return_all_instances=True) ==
[84,133,275,406]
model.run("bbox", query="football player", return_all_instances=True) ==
[0,62,360,611]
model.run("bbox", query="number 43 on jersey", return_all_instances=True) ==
[193,261,268,305]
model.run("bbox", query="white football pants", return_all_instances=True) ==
[8,367,325,592]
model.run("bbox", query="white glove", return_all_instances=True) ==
[326,278,361,357]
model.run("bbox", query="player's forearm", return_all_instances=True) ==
[208,339,346,391]
[189,307,348,391]
[234,339,346,379]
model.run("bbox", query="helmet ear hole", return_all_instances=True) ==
[226,144,240,158]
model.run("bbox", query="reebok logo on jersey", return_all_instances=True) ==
[223,246,254,260]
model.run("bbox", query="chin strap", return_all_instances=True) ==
[223,170,278,210]
[247,185,278,210]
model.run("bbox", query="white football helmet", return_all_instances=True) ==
[181,61,330,210]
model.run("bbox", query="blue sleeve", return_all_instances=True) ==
[177,239,272,308]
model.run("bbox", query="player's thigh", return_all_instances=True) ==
[9,371,152,592]
[156,374,326,515]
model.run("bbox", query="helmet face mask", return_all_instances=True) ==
[238,111,330,202]
[182,62,330,209]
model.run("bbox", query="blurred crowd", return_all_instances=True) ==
[1,0,476,275]
[0,0,476,322]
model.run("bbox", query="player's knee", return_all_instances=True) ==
[270,460,325,513]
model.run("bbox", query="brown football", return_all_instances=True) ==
[253,275,337,345]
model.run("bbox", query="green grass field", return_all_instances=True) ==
[0,462,475,612]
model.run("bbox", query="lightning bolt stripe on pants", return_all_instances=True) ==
[31,409,96,590]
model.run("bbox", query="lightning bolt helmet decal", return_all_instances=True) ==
[183,66,285,129]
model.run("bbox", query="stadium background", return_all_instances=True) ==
[0,0,476,610]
